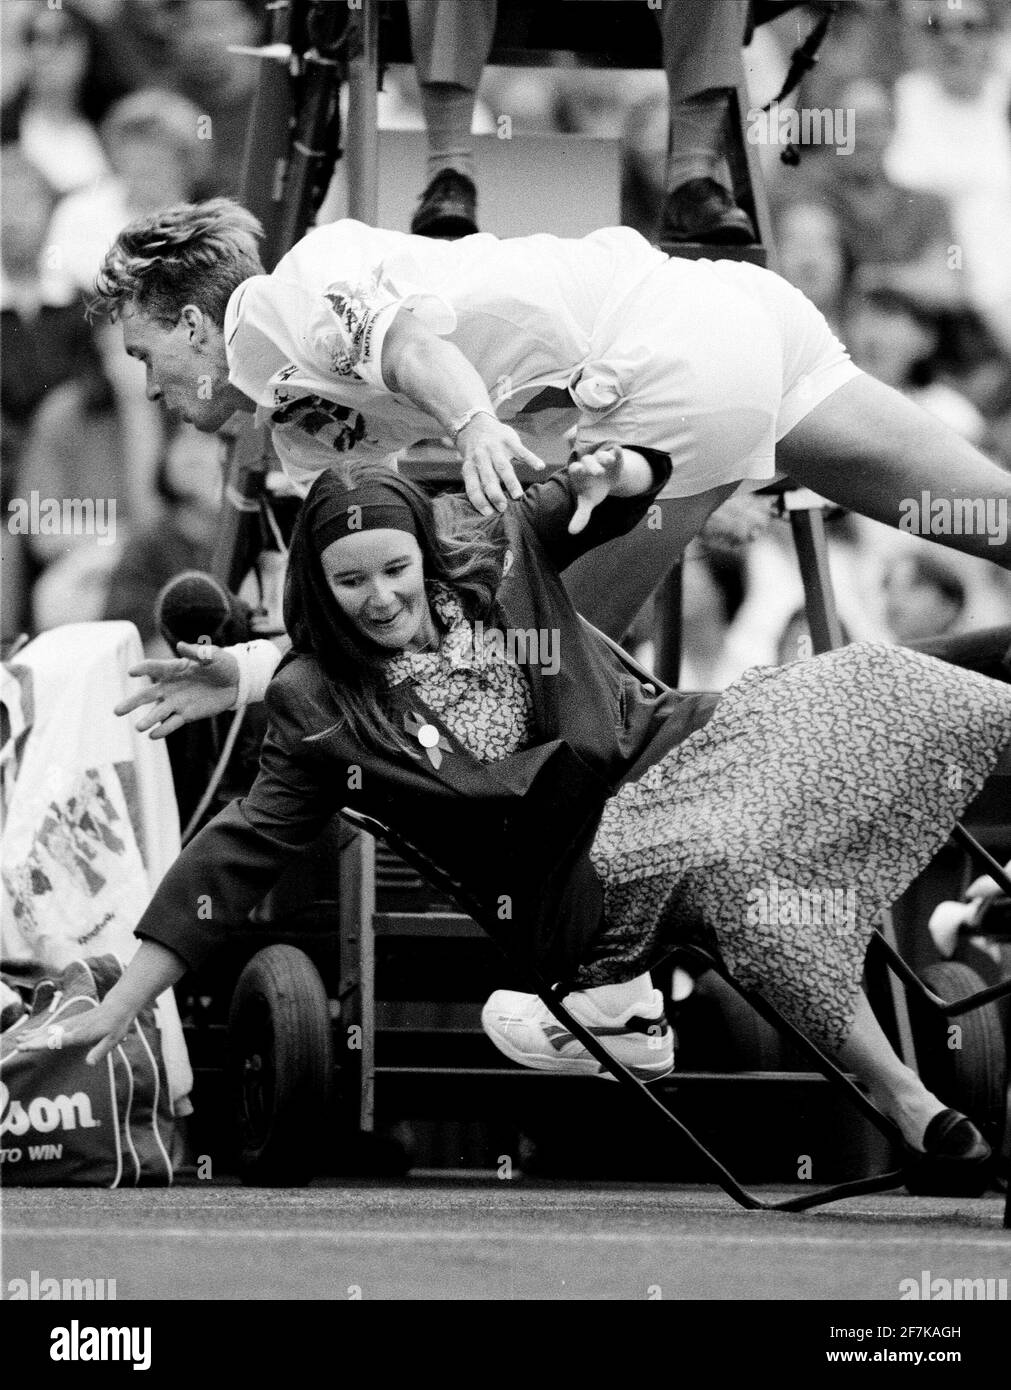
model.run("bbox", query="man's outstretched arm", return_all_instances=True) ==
[380,307,546,516]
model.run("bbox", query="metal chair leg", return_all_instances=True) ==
[339,809,912,1213]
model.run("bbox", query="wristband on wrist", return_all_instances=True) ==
[231,639,283,708]
[448,407,495,444]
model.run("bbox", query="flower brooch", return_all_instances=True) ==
[404,711,451,770]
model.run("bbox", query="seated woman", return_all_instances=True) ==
[21,446,1011,1175]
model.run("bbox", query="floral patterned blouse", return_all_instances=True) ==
[383,583,535,763]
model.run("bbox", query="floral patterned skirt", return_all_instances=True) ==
[579,643,1011,1053]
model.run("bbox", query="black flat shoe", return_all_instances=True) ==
[410,169,478,239]
[904,1108,992,1196]
[658,176,757,249]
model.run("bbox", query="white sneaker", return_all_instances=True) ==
[480,987,675,1081]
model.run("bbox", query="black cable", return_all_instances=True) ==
[761,2,840,166]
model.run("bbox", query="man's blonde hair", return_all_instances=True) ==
[88,198,265,327]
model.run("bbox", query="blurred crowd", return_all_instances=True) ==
[3,0,1011,684]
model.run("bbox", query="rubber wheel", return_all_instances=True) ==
[908,961,1007,1148]
[227,945,334,1185]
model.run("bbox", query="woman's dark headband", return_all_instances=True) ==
[309,483,419,553]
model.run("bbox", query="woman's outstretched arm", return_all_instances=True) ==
[21,666,340,1059]
[516,444,673,573]
[18,940,188,1065]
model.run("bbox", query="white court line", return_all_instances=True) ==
[5,1227,1010,1251]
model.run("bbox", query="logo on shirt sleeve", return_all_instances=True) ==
[270,395,368,453]
[322,267,400,376]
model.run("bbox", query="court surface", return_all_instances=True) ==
[3,1179,1009,1301]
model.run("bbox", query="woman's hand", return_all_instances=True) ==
[115,641,240,738]
[16,999,133,1067]
[457,413,546,516]
[16,942,185,1065]
[567,444,628,535]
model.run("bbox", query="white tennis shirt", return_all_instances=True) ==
[223,219,669,493]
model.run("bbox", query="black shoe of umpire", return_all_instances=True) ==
[658,176,757,249]
[411,169,479,239]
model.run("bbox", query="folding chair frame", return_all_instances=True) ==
[338,622,1011,1218]
[339,800,1011,1218]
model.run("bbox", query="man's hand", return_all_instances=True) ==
[457,412,545,516]
[567,445,626,535]
[116,641,240,738]
[16,999,133,1068]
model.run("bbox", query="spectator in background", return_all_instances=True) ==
[839,281,1009,645]
[785,76,955,307]
[886,0,1011,357]
[95,0,259,198]
[103,423,221,653]
[0,0,123,196]
[20,360,129,635]
[676,541,749,691]
[846,284,987,445]
[47,88,211,298]
[882,552,967,646]
[46,88,211,533]
[784,0,908,111]
[159,0,260,199]
[774,197,852,335]
[1,152,104,641]
[0,154,101,433]
[621,91,671,241]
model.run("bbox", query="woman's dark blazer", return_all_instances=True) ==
[134,452,720,985]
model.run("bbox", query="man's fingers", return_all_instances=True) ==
[463,434,543,514]
[149,712,185,740]
[115,688,162,716]
[480,469,509,512]
[133,704,167,732]
[472,454,509,513]
[492,456,525,500]
[461,461,495,516]
[514,442,546,471]
[127,659,178,679]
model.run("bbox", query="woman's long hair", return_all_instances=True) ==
[284,463,509,754]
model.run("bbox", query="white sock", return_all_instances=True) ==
[576,974,655,1017]
[420,82,477,182]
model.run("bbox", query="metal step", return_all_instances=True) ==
[373,1066,830,1084]
[375,1000,483,1032]
[373,912,483,938]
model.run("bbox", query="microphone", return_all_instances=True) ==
[154,570,252,650]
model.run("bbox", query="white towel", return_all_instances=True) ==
[1,622,193,1113]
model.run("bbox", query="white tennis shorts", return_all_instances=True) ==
[569,256,863,500]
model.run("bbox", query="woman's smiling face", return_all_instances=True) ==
[320,528,435,652]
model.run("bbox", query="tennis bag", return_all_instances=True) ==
[0,955,175,1186]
